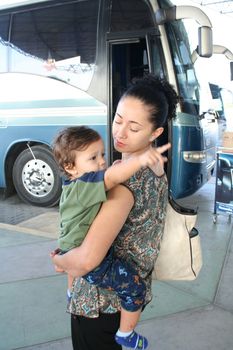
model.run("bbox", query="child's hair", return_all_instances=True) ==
[121,75,179,129]
[53,126,101,177]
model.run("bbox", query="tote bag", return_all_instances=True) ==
[153,198,202,281]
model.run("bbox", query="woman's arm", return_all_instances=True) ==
[51,184,134,277]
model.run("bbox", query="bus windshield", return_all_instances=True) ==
[0,0,99,91]
[165,20,200,116]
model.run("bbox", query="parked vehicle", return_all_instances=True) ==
[0,0,221,206]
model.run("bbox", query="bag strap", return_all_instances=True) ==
[169,196,197,215]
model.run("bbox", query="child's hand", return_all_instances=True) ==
[50,247,61,257]
[50,248,65,273]
[139,143,171,176]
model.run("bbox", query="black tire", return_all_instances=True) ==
[12,145,62,207]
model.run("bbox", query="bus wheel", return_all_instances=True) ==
[12,145,62,207]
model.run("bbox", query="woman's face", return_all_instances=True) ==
[112,96,161,156]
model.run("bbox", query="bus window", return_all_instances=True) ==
[149,35,166,80]
[110,0,154,31]
[164,19,218,199]
[2,0,99,91]
[0,14,10,72]
[0,14,9,40]
[0,0,104,207]
[166,21,200,116]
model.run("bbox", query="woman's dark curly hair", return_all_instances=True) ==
[121,75,179,129]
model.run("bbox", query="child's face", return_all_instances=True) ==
[65,139,106,179]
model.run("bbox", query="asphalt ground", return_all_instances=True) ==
[0,193,58,225]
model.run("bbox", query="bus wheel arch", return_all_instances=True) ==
[4,142,27,197]
[12,144,62,207]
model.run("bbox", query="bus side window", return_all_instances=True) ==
[4,1,99,91]
[0,14,10,73]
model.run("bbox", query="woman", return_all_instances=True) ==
[51,75,178,350]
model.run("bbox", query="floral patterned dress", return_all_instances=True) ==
[68,167,168,317]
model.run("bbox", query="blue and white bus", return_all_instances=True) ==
[0,0,223,206]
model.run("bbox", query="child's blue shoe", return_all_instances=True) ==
[115,330,148,349]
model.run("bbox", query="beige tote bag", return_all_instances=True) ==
[153,199,202,281]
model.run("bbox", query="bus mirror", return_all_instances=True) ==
[155,6,211,27]
[197,26,213,58]
[155,7,176,24]
[212,45,233,80]
[191,49,198,63]
[155,5,213,58]
[213,45,233,60]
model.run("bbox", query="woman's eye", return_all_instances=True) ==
[130,129,139,133]
[91,156,96,160]
[114,119,121,124]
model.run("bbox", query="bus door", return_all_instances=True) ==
[108,37,149,161]
[108,33,169,164]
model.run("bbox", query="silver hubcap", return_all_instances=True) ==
[22,159,54,197]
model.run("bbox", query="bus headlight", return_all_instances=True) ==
[183,151,206,163]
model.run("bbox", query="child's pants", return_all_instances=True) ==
[83,248,146,311]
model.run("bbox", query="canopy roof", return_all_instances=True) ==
[192,0,233,15]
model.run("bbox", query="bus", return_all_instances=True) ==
[0,0,223,207]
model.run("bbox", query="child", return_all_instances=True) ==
[53,125,163,349]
